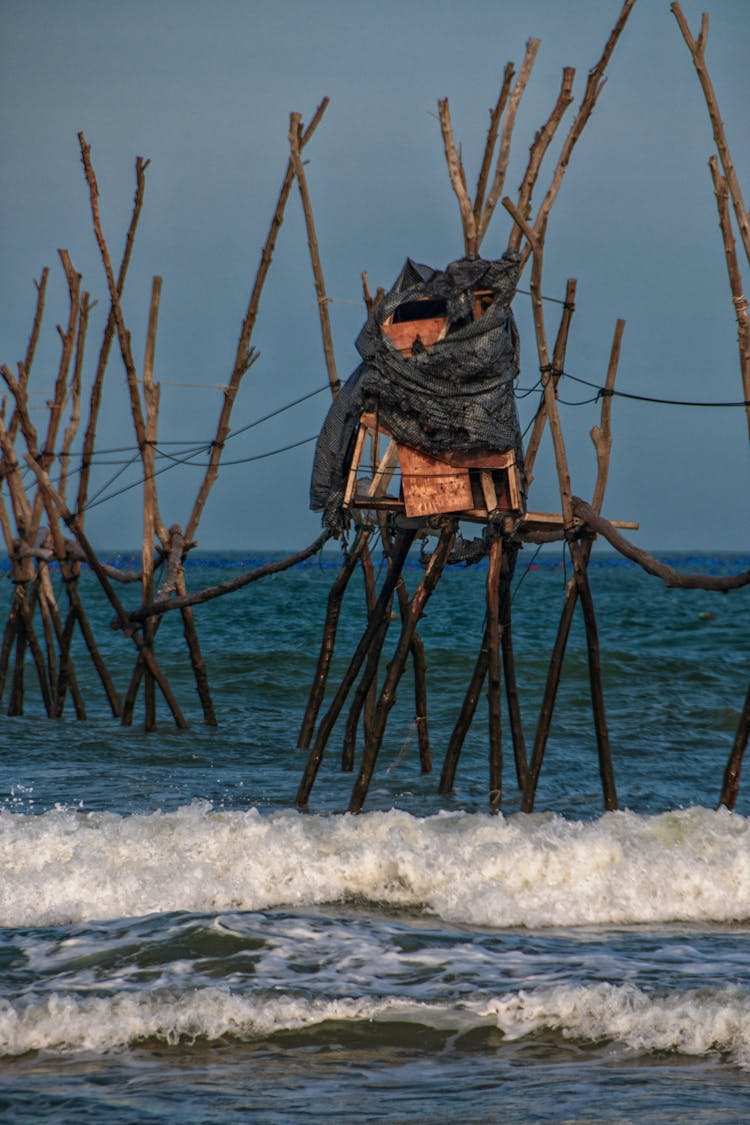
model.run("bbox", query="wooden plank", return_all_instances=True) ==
[441,448,515,470]
[382,316,446,356]
[398,445,473,517]
[343,422,368,507]
[479,470,497,512]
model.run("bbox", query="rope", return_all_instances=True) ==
[556,369,750,409]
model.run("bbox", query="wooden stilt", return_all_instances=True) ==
[341,582,395,772]
[570,541,617,810]
[296,528,416,808]
[26,460,187,730]
[359,538,379,745]
[0,586,24,706]
[41,578,86,721]
[718,679,750,811]
[348,522,456,814]
[500,552,527,789]
[391,544,432,774]
[20,580,53,717]
[66,578,122,717]
[486,535,504,810]
[176,573,217,726]
[439,631,490,795]
[298,528,371,749]
[8,606,27,717]
[521,564,579,812]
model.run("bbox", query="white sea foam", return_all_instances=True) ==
[1,983,749,1066]
[1,802,749,929]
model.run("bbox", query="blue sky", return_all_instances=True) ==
[1,0,748,550]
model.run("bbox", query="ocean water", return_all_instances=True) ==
[0,547,748,1123]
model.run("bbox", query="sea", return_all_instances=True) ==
[0,545,748,1123]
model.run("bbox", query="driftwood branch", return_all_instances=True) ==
[120,532,330,628]
[572,497,750,591]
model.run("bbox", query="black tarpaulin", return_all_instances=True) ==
[310,250,524,530]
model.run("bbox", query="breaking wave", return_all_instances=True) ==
[1,983,749,1066]
[1,802,749,929]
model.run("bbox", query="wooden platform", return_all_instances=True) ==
[342,412,638,537]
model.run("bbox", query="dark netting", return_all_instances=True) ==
[311,251,525,531]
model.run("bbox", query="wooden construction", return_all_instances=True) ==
[1,0,748,817]
[343,412,523,521]
[294,0,748,818]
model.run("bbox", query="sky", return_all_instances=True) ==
[1,0,748,552]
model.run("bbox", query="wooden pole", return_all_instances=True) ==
[296,528,416,808]
[298,529,372,749]
[25,457,188,730]
[504,196,617,810]
[289,111,340,396]
[523,279,577,487]
[718,680,750,811]
[142,275,163,730]
[184,99,330,546]
[516,0,637,274]
[500,547,527,789]
[348,522,456,813]
[477,39,540,247]
[671,3,750,265]
[707,156,750,441]
[486,535,504,809]
[521,321,624,811]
